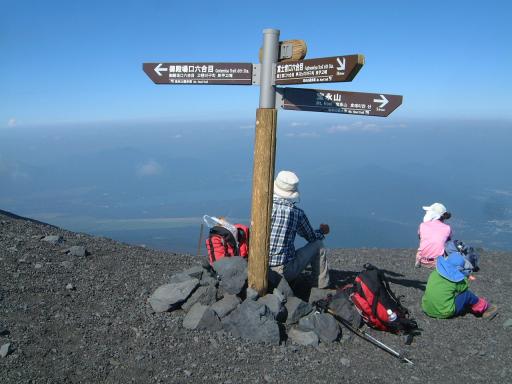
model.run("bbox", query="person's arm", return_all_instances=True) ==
[297,210,325,242]
[455,278,469,294]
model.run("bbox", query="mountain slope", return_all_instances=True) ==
[1,210,511,383]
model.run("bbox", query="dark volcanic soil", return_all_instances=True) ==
[1,211,511,383]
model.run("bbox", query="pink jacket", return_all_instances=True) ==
[416,220,452,267]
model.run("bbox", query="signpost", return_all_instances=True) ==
[143,62,253,85]
[275,55,364,85]
[278,88,403,117]
[143,29,403,296]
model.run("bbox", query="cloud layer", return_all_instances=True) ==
[136,160,163,176]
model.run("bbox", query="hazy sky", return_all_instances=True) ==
[1,0,511,128]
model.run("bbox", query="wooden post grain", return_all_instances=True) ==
[248,108,277,295]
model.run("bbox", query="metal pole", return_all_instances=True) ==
[259,29,280,108]
[248,28,280,296]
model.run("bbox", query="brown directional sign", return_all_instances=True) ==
[143,62,253,85]
[275,54,364,85]
[278,87,403,117]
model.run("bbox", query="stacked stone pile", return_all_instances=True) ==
[148,256,340,346]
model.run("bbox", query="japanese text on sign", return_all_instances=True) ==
[143,63,253,85]
[274,55,364,85]
[278,88,402,117]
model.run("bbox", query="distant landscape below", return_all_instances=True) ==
[1,117,511,254]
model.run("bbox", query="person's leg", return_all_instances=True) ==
[464,295,498,319]
[309,243,330,288]
[279,241,320,283]
[415,250,421,268]
[282,240,330,288]
[454,290,480,316]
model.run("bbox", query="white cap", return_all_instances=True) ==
[273,170,300,200]
[422,202,447,222]
[422,203,447,216]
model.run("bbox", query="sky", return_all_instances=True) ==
[1,0,512,128]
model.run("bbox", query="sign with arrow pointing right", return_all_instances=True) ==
[275,54,364,85]
[277,87,403,117]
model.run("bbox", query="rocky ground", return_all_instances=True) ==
[1,210,511,383]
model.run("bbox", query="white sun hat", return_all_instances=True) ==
[422,202,447,222]
[273,170,300,200]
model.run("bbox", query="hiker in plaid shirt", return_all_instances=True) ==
[269,170,331,289]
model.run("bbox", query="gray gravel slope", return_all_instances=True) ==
[1,212,511,383]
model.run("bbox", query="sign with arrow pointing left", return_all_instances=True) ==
[143,62,253,85]
[277,87,403,117]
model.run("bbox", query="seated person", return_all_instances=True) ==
[421,249,497,319]
[268,170,330,289]
[415,202,452,268]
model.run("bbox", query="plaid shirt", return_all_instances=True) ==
[269,197,324,266]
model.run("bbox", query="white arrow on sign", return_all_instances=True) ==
[336,57,346,72]
[373,94,389,109]
[154,63,168,77]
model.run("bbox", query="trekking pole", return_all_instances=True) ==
[327,309,413,365]
[314,302,414,365]
[196,223,204,257]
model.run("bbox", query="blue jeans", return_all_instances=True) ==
[454,290,479,315]
[270,240,330,288]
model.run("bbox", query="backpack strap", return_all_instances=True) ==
[378,270,410,316]
[360,269,400,326]
[208,235,217,262]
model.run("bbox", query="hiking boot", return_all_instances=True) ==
[482,304,498,320]
[470,297,489,315]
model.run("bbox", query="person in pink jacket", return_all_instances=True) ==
[415,203,452,268]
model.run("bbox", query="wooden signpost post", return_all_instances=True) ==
[143,28,403,296]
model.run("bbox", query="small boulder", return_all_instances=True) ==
[222,300,280,345]
[182,303,221,331]
[311,313,340,343]
[65,283,75,291]
[60,261,73,269]
[211,294,241,319]
[170,273,194,284]
[288,327,319,347]
[245,287,259,301]
[182,285,218,312]
[285,296,313,324]
[182,265,204,280]
[148,278,199,312]
[42,235,63,245]
[0,343,12,358]
[213,257,248,295]
[258,293,287,322]
[199,272,218,287]
[275,275,294,299]
[298,312,317,331]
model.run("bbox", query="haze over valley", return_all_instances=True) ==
[1,117,510,253]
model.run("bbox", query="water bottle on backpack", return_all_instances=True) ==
[387,309,397,322]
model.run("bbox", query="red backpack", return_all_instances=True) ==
[347,264,417,334]
[206,223,249,266]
